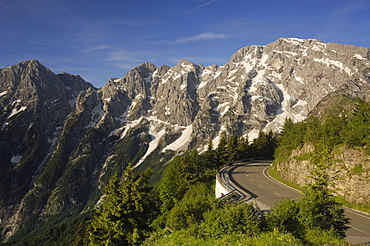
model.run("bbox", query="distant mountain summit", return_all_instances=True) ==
[1,38,370,241]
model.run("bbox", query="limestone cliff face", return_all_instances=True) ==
[0,38,370,240]
[275,144,370,204]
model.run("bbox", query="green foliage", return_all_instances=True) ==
[344,100,370,147]
[214,130,277,166]
[143,231,303,246]
[266,193,349,243]
[273,99,370,221]
[155,130,278,214]
[202,202,263,238]
[297,186,349,238]
[274,119,305,163]
[163,183,215,231]
[293,152,312,161]
[156,150,216,212]
[269,129,351,241]
[156,157,184,212]
[267,198,302,238]
[303,228,349,246]
[87,165,158,245]
[150,137,279,243]
[203,139,218,169]
[3,213,93,246]
[216,132,229,164]
[267,163,350,242]
[274,100,370,170]
[351,164,365,175]
[275,99,370,165]
[251,131,278,157]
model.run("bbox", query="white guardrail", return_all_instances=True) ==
[215,158,271,204]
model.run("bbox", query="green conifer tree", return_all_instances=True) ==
[204,139,217,168]
[87,164,155,245]
[226,133,239,163]
[216,133,229,165]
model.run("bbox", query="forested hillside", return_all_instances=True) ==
[275,96,370,162]
[3,131,353,245]
[272,96,370,210]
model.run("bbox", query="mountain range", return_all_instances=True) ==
[0,37,369,241]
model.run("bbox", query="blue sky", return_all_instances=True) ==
[1,0,370,88]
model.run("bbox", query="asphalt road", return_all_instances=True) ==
[229,159,370,245]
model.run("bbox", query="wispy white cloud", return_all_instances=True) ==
[181,0,217,15]
[113,63,145,70]
[107,19,168,27]
[151,32,232,45]
[29,39,77,49]
[333,2,370,16]
[175,32,231,43]
[104,49,158,73]
[83,45,112,53]
[105,50,148,63]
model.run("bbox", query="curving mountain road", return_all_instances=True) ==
[229,159,370,245]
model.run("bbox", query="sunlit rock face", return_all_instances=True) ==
[0,38,370,240]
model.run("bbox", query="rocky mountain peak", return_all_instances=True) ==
[25,59,46,69]
[57,73,95,93]
[228,45,264,64]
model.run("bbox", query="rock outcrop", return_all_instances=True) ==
[275,144,370,205]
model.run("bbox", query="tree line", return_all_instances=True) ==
[275,98,370,164]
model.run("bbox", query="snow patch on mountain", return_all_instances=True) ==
[117,117,144,139]
[85,101,104,128]
[283,37,305,45]
[144,73,152,83]
[116,107,129,124]
[312,42,326,52]
[48,137,58,147]
[217,102,230,116]
[198,80,208,89]
[213,70,222,78]
[314,57,352,75]
[135,124,166,167]
[354,54,366,60]
[162,124,193,153]
[9,106,27,118]
[263,82,307,133]
[248,128,261,142]
[11,155,22,164]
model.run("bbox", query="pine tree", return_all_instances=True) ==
[226,133,239,163]
[216,132,229,165]
[299,148,350,238]
[204,139,217,168]
[87,164,155,245]
[237,135,250,159]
